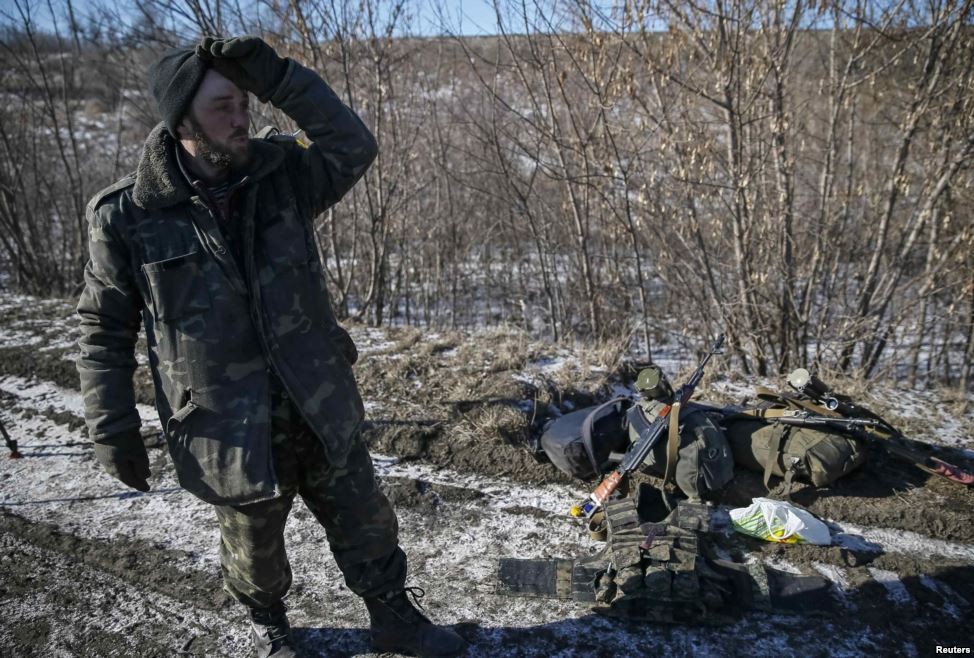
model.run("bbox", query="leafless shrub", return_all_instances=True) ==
[2,0,972,390]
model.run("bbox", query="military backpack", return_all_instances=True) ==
[628,400,735,501]
[539,398,631,481]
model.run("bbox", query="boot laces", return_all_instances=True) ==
[383,586,430,625]
[266,629,291,646]
[254,623,292,651]
[403,586,427,612]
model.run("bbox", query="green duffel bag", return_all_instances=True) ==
[723,418,866,492]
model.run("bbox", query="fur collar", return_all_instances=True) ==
[132,122,285,210]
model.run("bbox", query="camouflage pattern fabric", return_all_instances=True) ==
[588,498,744,625]
[216,388,405,609]
[592,526,738,624]
[629,401,735,500]
[76,60,377,505]
[498,494,836,623]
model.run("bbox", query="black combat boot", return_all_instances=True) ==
[364,587,466,658]
[249,601,300,658]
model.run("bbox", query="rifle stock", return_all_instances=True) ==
[787,369,973,487]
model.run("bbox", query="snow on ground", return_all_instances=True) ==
[866,568,913,607]
[0,371,933,657]
[0,328,44,348]
[831,521,974,562]
[378,457,587,516]
[0,375,160,431]
[763,555,804,574]
[1,292,972,656]
[812,562,852,591]
[919,576,965,621]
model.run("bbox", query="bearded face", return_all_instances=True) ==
[187,111,251,170]
[177,68,253,174]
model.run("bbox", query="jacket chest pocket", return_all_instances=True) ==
[142,250,211,322]
[260,202,313,269]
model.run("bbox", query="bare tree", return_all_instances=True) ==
[2,0,972,389]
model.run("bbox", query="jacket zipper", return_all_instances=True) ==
[243,190,334,472]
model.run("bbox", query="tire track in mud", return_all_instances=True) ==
[0,511,228,610]
[0,527,249,657]
[3,493,968,657]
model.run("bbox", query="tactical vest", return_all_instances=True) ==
[496,491,835,624]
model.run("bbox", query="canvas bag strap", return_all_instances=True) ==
[662,401,682,488]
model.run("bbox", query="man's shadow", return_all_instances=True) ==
[287,559,974,656]
[290,617,599,657]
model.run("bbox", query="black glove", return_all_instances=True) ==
[197,35,289,102]
[331,327,359,366]
[93,430,150,492]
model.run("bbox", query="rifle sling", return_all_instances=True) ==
[731,407,797,420]
[663,401,681,489]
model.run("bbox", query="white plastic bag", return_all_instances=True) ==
[729,497,831,545]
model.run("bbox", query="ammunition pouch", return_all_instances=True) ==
[496,494,834,624]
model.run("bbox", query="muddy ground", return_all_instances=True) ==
[0,293,972,657]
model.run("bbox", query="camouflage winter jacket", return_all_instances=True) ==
[76,60,377,505]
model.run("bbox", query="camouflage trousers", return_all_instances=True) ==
[213,388,405,609]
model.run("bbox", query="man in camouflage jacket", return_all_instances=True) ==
[77,36,465,658]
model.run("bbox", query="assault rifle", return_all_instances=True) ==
[765,410,882,432]
[569,333,725,519]
[786,368,973,486]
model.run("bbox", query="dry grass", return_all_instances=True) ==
[577,334,632,376]
[354,323,626,477]
[453,403,531,447]
[416,332,462,357]
[390,326,424,353]
[453,325,537,373]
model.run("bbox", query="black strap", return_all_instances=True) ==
[0,416,19,458]
[626,403,655,439]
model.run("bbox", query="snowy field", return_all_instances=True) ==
[0,292,972,657]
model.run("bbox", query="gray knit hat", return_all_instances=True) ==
[147,47,210,137]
